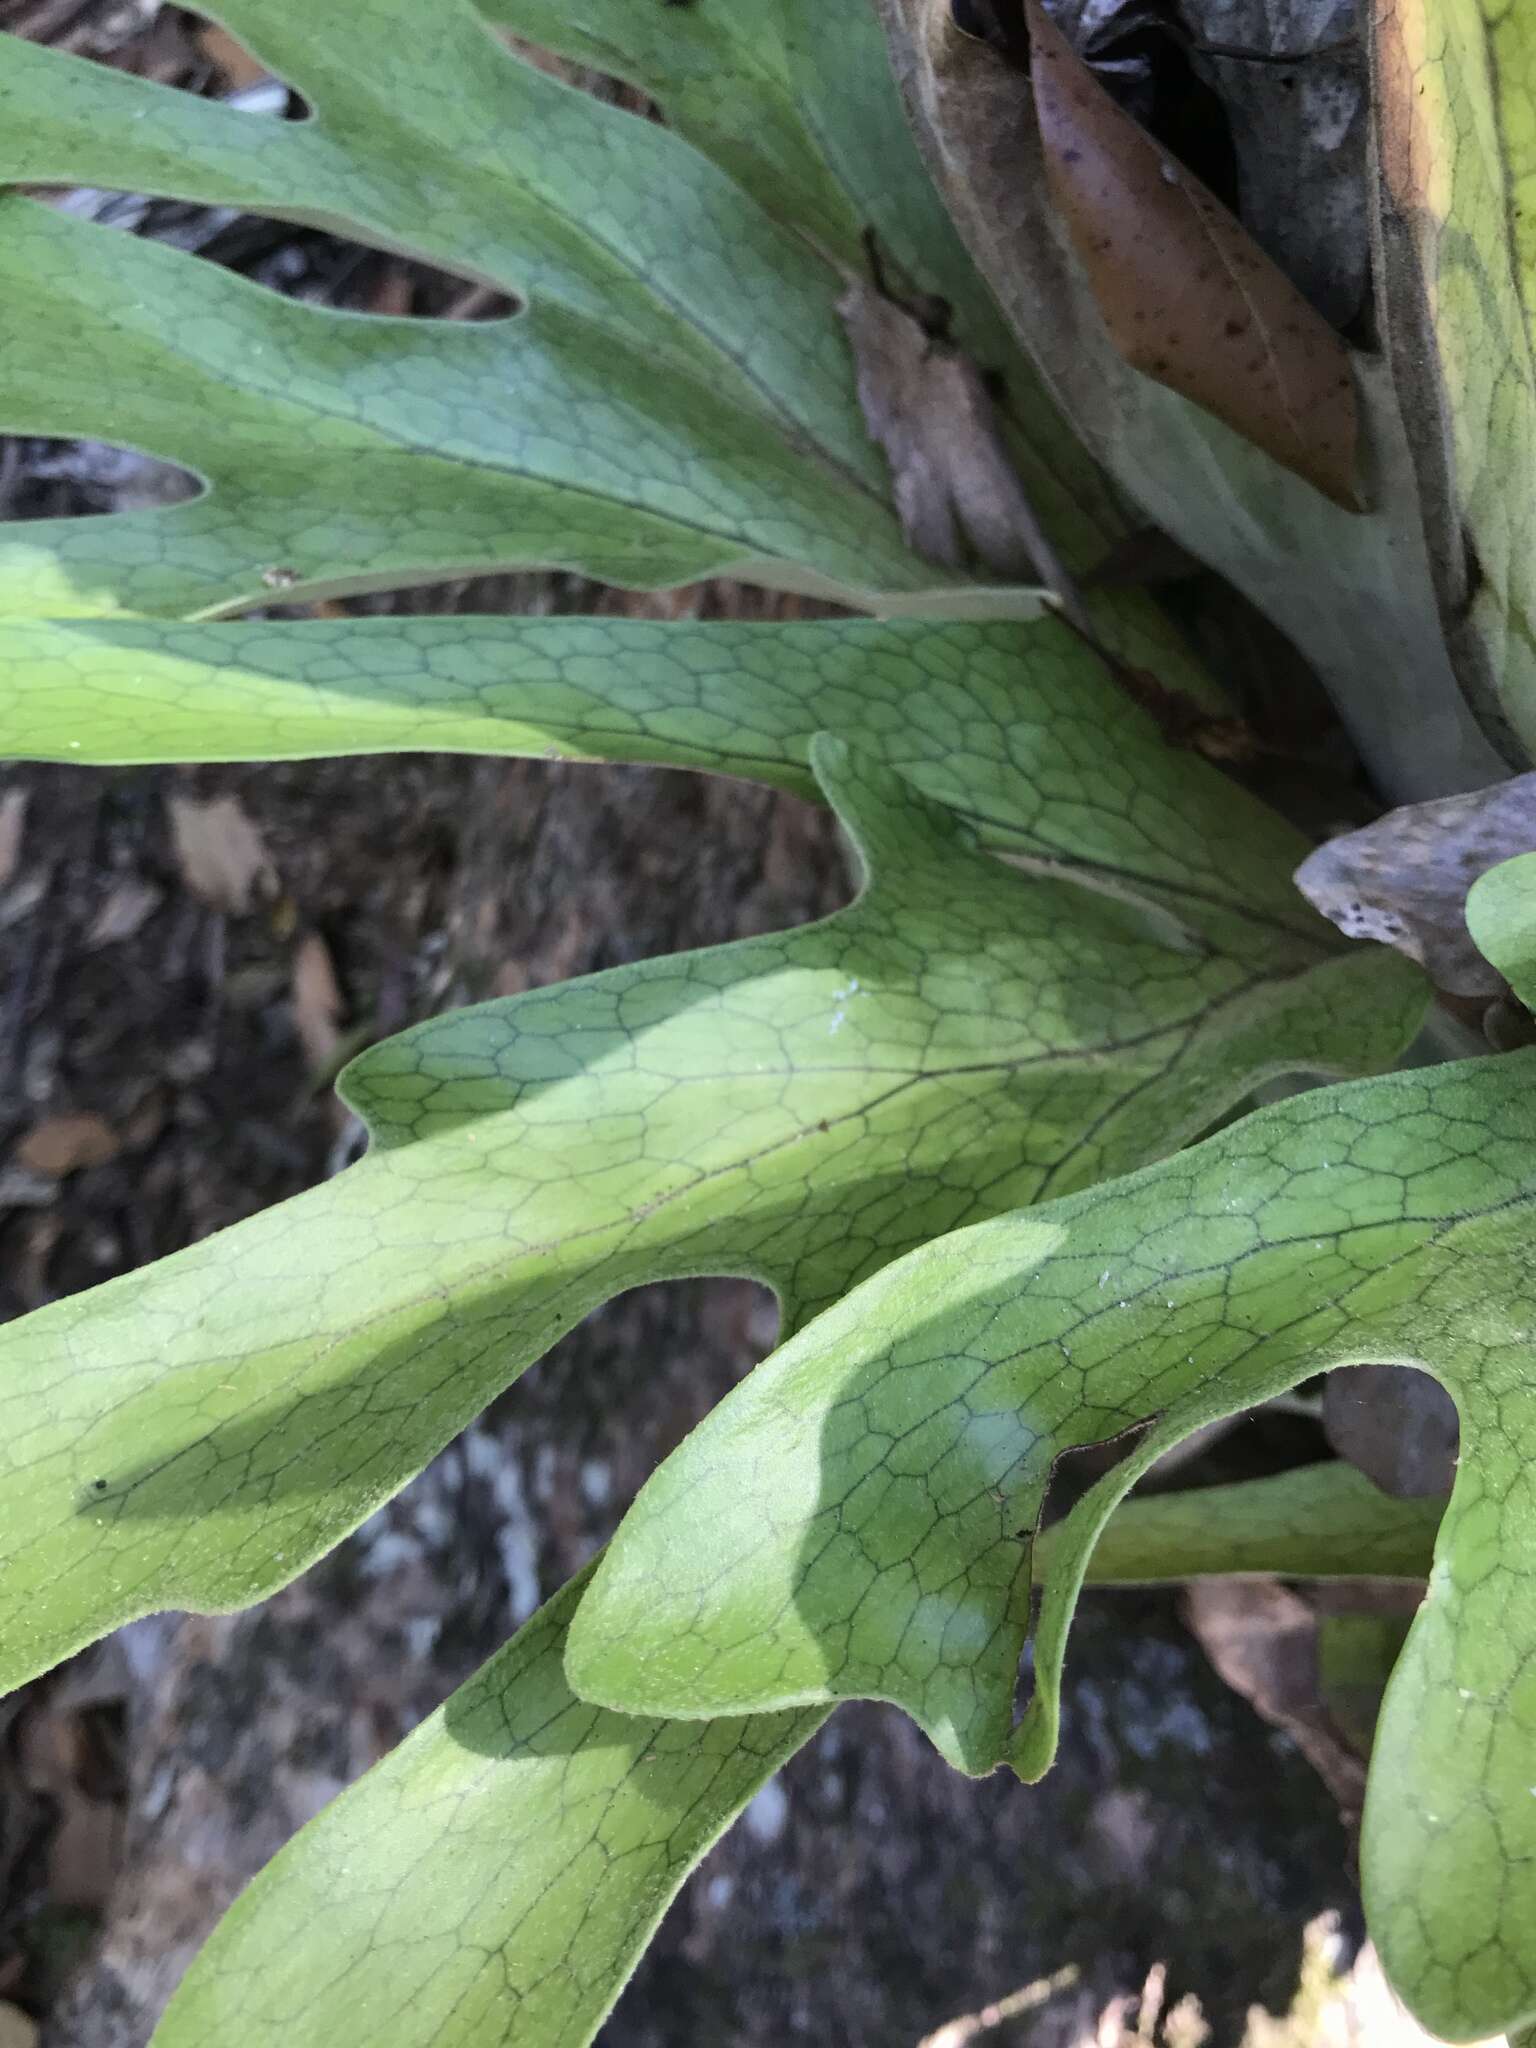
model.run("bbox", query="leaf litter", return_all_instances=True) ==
[1296,773,1536,996]
[1023,0,1360,507]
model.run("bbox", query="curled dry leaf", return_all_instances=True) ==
[290,929,346,1075]
[837,277,1071,598]
[1023,0,1360,509]
[15,1113,120,1179]
[1183,1578,1368,1818]
[1295,772,1536,995]
[166,793,277,917]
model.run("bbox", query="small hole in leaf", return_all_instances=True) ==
[0,437,202,522]
[21,8,522,320]
[1031,1415,1160,1545]
[41,4,314,121]
[30,186,521,324]
[1323,1363,1458,1502]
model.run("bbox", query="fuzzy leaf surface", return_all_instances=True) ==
[0,0,1238,727]
[0,611,1322,933]
[0,0,974,618]
[156,1459,1443,2048]
[152,1565,823,2048]
[0,731,1420,1696]
[469,0,1131,575]
[1467,852,1536,1009]
[1373,0,1536,762]
[570,1053,1536,2040]
[1044,1460,1443,1586]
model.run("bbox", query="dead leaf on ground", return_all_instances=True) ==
[838,277,1075,602]
[0,2005,38,2048]
[370,265,417,318]
[291,929,346,1074]
[166,793,277,916]
[85,878,162,948]
[1182,1579,1367,1819]
[1294,772,1536,995]
[1185,1574,1420,1827]
[17,1672,125,1917]
[0,791,26,890]
[1024,0,1359,508]
[15,1114,121,1179]
[120,1088,169,1153]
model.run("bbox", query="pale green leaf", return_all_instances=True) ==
[1041,1461,1443,1589]
[156,1460,1441,2048]
[568,1051,1536,2040]
[473,0,955,288]
[469,0,1130,572]
[0,0,956,618]
[1319,1610,1417,1762]
[0,610,1315,934]
[1467,851,1536,1010]
[153,1565,823,2048]
[0,736,1421,1696]
[1373,0,1536,763]
[0,0,1235,733]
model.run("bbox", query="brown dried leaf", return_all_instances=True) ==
[1182,1579,1367,1818]
[1294,772,1536,995]
[875,0,1502,803]
[85,878,162,948]
[837,279,1069,593]
[15,1113,120,1179]
[121,1088,169,1153]
[1024,0,1360,509]
[0,2006,37,2048]
[291,930,346,1075]
[13,1214,62,1312]
[166,794,277,917]
[18,1693,122,1915]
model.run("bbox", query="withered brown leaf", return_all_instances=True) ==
[1024,0,1360,509]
